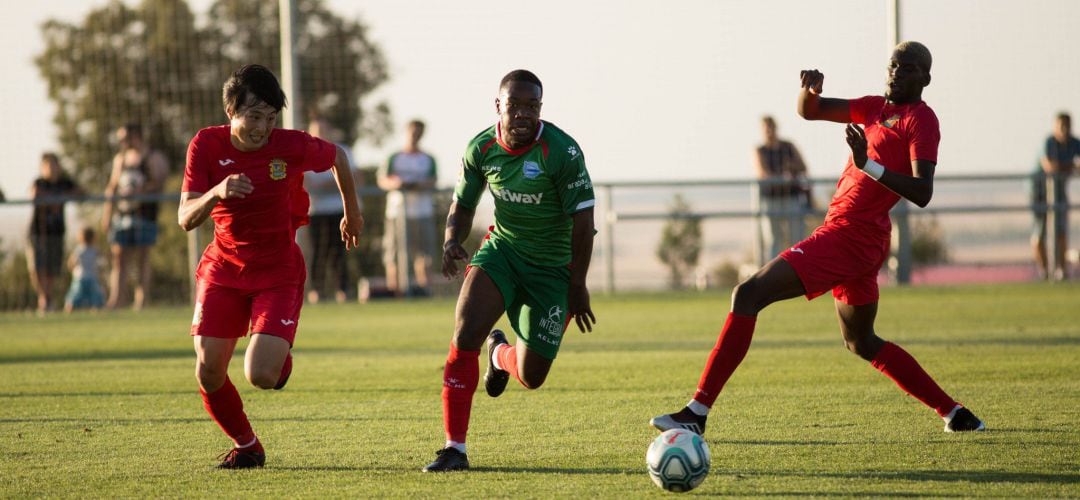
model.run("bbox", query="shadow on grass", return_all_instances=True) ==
[0,348,190,365]
[272,465,640,475]
[574,334,1080,354]
[728,469,1080,485]
[0,416,381,424]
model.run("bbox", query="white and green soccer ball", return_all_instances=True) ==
[646,429,711,493]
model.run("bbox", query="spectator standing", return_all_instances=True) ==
[27,152,83,314]
[102,123,169,310]
[304,116,358,303]
[756,115,811,258]
[1031,112,1080,281]
[378,120,438,297]
[64,227,106,313]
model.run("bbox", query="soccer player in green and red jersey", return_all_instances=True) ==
[179,64,363,469]
[423,70,597,472]
[652,42,986,436]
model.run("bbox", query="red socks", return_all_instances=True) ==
[871,341,957,417]
[200,377,256,447]
[441,344,480,443]
[693,313,757,408]
[495,343,523,385]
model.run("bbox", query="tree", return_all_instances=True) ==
[33,0,393,306]
[36,0,392,189]
[656,194,702,290]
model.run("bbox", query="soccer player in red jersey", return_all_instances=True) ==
[652,42,985,435]
[178,64,363,469]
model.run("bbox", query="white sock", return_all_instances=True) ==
[490,344,506,371]
[235,436,258,449]
[686,399,710,417]
[942,404,962,423]
[445,440,466,454]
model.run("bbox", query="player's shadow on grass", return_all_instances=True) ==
[0,348,190,365]
[467,466,639,475]
[734,469,1079,485]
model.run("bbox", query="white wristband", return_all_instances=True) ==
[861,159,886,180]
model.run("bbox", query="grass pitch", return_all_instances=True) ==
[1,283,1078,497]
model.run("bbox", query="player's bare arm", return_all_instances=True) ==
[797,69,850,123]
[569,208,596,333]
[845,124,935,207]
[177,173,253,231]
[331,145,364,250]
[101,154,124,232]
[441,200,475,279]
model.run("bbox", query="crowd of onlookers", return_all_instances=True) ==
[4,111,1078,315]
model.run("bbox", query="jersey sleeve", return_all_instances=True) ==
[848,95,883,126]
[554,141,596,214]
[182,131,211,193]
[303,134,337,173]
[907,106,940,163]
[453,145,485,210]
[427,153,438,179]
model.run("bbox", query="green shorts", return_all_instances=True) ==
[470,237,570,360]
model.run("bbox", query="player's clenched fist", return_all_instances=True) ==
[213,173,253,200]
[441,240,469,279]
[800,69,824,95]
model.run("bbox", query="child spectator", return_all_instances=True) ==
[64,227,106,313]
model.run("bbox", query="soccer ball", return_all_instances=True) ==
[646,429,711,493]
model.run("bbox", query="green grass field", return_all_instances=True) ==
[1,283,1078,497]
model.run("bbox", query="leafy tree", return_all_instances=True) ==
[656,194,702,290]
[36,0,391,189]
[32,0,392,306]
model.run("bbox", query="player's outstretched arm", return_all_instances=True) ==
[845,124,935,207]
[177,174,252,231]
[797,69,850,123]
[332,146,364,250]
[569,208,596,333]
[442,201,475,279]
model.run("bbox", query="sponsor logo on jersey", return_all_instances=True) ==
[269,158,287,180]
[882,114,901,129]
[491,188,543,204]
[538,305,565,337]
[280,319,296,326]
[481,164,502,173]
[790,247,805,254]
[523,160,541,179]
[218,159,235,166]
[567,178,591,190]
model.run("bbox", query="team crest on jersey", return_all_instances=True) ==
[522,160,541,179]
[269,158,287,180]
[881,114,901,129]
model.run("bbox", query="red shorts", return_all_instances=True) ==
[190,278,305,345]
[779,223,889,306]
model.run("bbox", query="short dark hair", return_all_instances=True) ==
[1057,112,1071,124]
[222,64,287,115]
[120,122,143,140]
[499,69,543,95]
[80,227,96,244]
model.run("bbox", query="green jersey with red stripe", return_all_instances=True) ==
[455,120,595,267]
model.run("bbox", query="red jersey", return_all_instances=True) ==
[824,95,940,241]
[183,125,337,289]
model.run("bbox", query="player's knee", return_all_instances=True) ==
[519,371,547,390]
[195,364,227,391]
[731,278,763,312]
[246,368,279,390]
